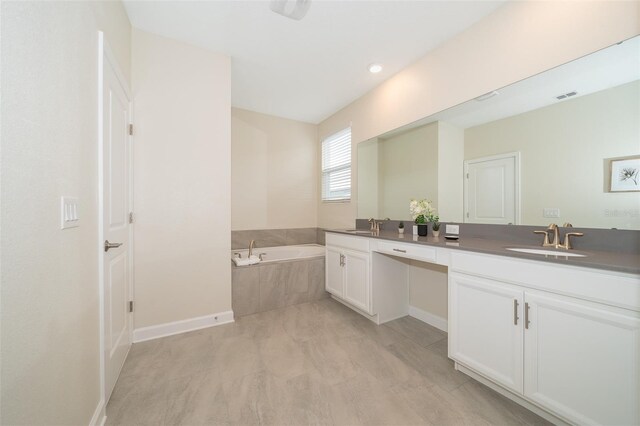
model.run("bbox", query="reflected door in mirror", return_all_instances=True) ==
[465,153,519,224]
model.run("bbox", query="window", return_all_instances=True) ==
[321,127,352,201]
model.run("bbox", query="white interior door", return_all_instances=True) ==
[102,40,132,401]
[464,153,519,224]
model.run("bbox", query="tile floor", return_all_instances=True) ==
[107,298,550,425]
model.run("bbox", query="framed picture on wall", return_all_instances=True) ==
[609,156,640,192]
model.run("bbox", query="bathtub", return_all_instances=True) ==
[231,243,329,316]
[231,243,325,264]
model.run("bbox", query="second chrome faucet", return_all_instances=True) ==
[534,223,583,250]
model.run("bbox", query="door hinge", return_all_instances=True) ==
[129,301,134,313]
[129,212,134,224]
[128,124,134,136]
[466,173,469,179]
[466,212,470,218]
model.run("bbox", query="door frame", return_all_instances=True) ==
[463,152,521,225]
[98,31,134,405]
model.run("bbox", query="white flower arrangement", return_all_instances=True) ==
[409,198,435,224]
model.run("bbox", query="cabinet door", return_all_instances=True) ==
[524,292,640,426]
[325,246,344,297]
[449,272,524,393]
[343,249,370,313]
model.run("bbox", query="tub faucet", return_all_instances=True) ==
[248,240,256,258]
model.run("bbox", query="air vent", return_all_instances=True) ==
[556,91,578,100]
[475,91,499,102]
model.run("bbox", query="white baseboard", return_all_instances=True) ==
[133,311,234,343]
[89,398,105,426]
[408,306,448,333]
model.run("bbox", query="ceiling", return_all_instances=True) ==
[123,0,506,124]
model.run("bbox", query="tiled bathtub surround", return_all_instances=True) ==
[231,228,323,250]
[232,258,328,317]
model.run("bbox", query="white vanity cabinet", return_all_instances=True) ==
[325,234,372,314]
[449,251,640,426]
[324,231,640,425]
[523,292,640,426]
[325,246,345,297]
[449,272,524,394]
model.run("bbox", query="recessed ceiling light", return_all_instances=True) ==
[270,0,311,21]
[368,63,383,74]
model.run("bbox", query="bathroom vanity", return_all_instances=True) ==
[324,229,640,426]
[320,33,640,426]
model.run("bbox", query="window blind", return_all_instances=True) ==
[321,127,351,201]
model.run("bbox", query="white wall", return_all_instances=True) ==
[318,0,640,229]
[231,108,318,230]
[132,29,231,328]
[465,80,640,229]
[1,1,131,424]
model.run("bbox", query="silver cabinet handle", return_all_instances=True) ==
[339,254,344,266]
[525,302,531,329]
[392,248,407,253]
[104,240,123,252]
[513,299,519,325]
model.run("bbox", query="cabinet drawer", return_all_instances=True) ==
[325,233,370,252]
[376,240,437,263]
[450,251,640,312]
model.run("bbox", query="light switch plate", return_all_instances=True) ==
[61,197,80,229]
[543,208,560,218]
[446,224,460,235]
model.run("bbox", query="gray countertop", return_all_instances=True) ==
[325,229,640,275]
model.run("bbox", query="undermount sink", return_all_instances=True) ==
[344,229,374,234]
[506,247,586,257]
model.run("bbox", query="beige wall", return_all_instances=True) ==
[1,1,131,424]
[465,80,640,230]
[437,121,465,223]
[132,29,232,328]
[378,123,439,219]
[357,121,466,223]
[231,108,318,230]
[408,262,449,321]
[318,0,640,229]
[357,138,380,219]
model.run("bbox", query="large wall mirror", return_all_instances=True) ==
[358,36,640,230]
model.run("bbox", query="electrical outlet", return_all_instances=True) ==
[446,224,459,235]
[61,197,80,229]
[543,208,560,218]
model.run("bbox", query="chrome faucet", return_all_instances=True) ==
[534,223,583,250]
[248,239,256,258]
